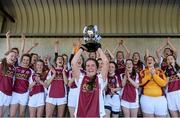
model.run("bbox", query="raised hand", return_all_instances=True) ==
[33,42,39,47]
[21,33,25,39]
[6,31,10,38]
[54,40,59,45]
[119,40,123,45]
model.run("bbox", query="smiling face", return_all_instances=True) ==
[31,54,38,64]
[109,63,116,75]
[77,56,83,68]
[126,60,133,72]
[116,51,124,61]
[6,51,16,64]
[36,61,44,73]
[163,48,172,57]
[132,53,140,63]
[56,56,64,67]
[21,55,30,68]
[146,56,155,68]
[89,52,96,59]
[167,55,175,66]
[85,59,98,77]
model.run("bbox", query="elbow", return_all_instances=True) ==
[159,82,167,87]
[135,84,139,88]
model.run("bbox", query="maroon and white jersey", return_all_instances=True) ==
[29,72,48,96]
[13,66,32,93]
[67,69,85,89]
[160,57,168,71]
[116,60,126,74]
[121,73,139,102]
[47,68,66,98]
[75,73,106,117]
[106,74,122,95]
[165,66,180,92]
[0,63,15,96]
[77,75,100,117]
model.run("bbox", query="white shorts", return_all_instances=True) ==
[0,91,12,106]
[46,95,67,106]
[28,93,45,107]
[104,95,121,113]
[121,99,139,109]
[166,90,180,112]
[68,88,78,107]
[140,95,168,116]
[11,92,29,106]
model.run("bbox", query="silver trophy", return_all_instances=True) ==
[82,25,101,52]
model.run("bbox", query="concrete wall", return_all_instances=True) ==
[0,38,179,63]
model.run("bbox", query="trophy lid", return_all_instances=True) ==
[83,25,101,43]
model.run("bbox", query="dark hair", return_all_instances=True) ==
[116,51,124,59]
[11,47,19,54]
[109,61,118,72]
[54,55,64,67]
[166,55,180,70]
[62,54,68,63]
[166,54,177,62]
[145,56,156,62]
[1,50,16,75]
[85,58,99,91]
[88,52,97,59]
[30,53,38,57]
[20,54,31,66]
[85,58,99,70]
[126,59,136,77]
[132,52,144,71]
[164,48,174,56]
[35,59,45,72]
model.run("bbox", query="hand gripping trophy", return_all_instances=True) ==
[82,25,102,52]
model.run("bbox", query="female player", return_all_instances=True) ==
[156,38,177,71]
[165,55,180,117]
[0,50,16,117]
[68,55,84,117]
[10,54,33,117]
[140,56,168,117]
[28,59,49,117]
[105,61,121,117]
[121,59,139,117]
[71,46,109,117]
[45,55,68,117]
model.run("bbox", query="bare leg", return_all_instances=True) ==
[37,105,44,117]
[68,106,75,117]
[130,108,138,117]
[112,113,119,118]
[19,104,26,117]
[46,102,55,117]
[57,104,66,117]
[0,106,4,117]
[122,106,130,117]
[105,109,111,117]
[29,106,36,117]
[10,104,18,117]
[143,112,154,117]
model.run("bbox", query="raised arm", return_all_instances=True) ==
[20,34,25,55]
[121,40,130,59]
[45,68,56,87]
[5,31,11,51]
[167,38,177,55]
[71,47,84,80]
[105,49,115,61]
[24,42,39,54]
[97,48,109,80]
[156,39,168,59]
[54,40,59,60]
